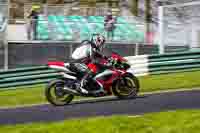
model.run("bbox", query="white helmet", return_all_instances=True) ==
[93,34,106,51]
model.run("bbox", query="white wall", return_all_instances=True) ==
[191,23,200,49]
[7,24,28,41]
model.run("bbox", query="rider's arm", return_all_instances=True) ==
[90,48,107,65]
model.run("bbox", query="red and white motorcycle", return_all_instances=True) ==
[45,52,139,106]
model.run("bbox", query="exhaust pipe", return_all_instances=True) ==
[63,86,80,96]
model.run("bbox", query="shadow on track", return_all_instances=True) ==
[49,95,149,107]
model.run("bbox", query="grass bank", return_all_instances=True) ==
[1,109,200,133]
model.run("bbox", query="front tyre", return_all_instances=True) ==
[112,73,139,99]
[45,79,74,106]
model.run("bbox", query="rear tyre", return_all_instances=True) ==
[45,79,74,106]
[112,73,139,99]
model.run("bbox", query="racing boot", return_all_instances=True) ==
[79,72,96,94]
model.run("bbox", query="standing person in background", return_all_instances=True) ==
[104,10,116,41]
[27,5,40,40]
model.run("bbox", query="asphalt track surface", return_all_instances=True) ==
[0,89,200,125]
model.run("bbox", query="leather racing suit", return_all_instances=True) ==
[70,40,108,94]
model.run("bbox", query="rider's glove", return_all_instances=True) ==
[103,55,108,60]
[104,62,112,67]
[104,57,114,67]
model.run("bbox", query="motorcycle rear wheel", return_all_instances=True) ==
[112,73,139,99]
[45,79,74,106]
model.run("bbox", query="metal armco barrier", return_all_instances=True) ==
[0,49,199,89]
[0,66,61,89]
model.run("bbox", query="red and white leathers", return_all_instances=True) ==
[71,39,108,94]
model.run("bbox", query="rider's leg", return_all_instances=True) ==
[80,69,95,86]
[79,70,95,94]
[80,64,107,94]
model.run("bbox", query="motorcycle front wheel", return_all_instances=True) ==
[112,73,139,99]
[45,79,74,106]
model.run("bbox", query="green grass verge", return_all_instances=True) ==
[0,70,200,107]
[141,70,200,92]
[1,109,200,133]
[0,84,46,107]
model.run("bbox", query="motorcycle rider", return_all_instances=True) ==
[70,34,108,94]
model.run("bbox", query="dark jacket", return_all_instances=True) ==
[104,15,116,31]
[28,10,39,20]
